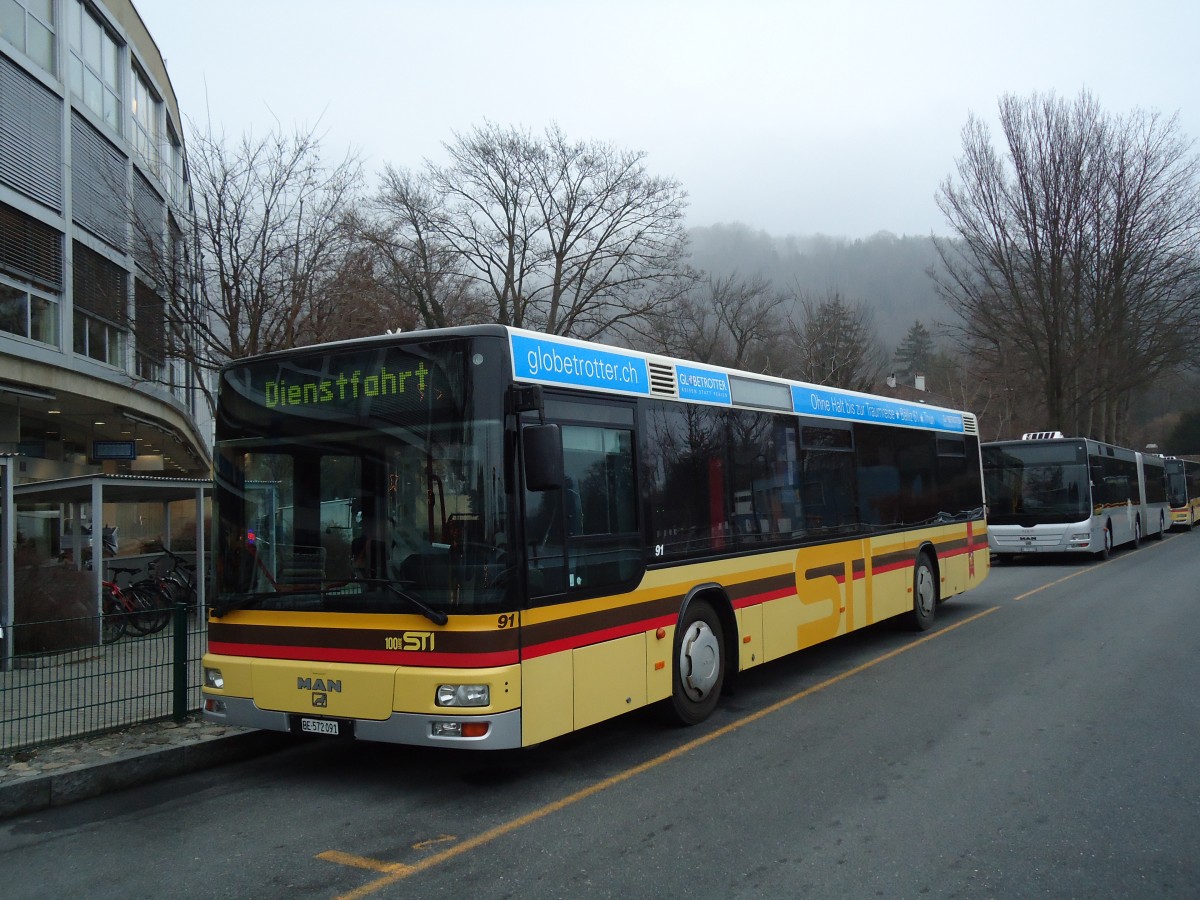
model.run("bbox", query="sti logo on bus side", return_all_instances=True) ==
[384,632,436,651]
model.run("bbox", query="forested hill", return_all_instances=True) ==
[686,223,958,341]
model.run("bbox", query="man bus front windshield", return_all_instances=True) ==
[982,441,1091,525]
[212,337,512,617]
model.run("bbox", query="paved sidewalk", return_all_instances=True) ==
[0,715,287,820]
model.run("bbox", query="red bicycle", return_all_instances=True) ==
[101,566,170,642]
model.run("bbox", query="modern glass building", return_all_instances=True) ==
[1,0,209,482]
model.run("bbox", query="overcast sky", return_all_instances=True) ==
[132,0,1199,239]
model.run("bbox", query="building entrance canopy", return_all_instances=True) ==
[1,472,210,670]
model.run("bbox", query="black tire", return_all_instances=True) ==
[127,585,170,635]
[1154,513,1166,540]
[158,578,187,607]
[1131,518,1141,549]
[102,591,127,644]
[669,600,725,726]
[1097,524,1113,560]
[909,551,938,631]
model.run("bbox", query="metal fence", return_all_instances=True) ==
[0,606,206,753]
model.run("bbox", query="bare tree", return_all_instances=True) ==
[133,123,366,409]
[300,240,407,342]
[355,166,486,330]
[529,124,693,337]
[371,122,693,339]
[639,272,786,371]
[934,90,1200,443]
[784,289,888,391]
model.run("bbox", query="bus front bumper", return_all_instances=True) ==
[202,695,523,750]
[988,529,1096,554]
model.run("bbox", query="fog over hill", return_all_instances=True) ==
[686,224,959,347]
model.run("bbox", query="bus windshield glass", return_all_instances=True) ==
[213,337,512,616]
[1165,460,1188,508]
[982,441,1091,525]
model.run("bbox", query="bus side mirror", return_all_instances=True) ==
[523,424,563,491]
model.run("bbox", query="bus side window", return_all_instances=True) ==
[524,405,642,601]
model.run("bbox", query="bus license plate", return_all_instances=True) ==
[300,718,340,736]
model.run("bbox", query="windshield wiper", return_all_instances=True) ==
[211,581,448,625]
[355,578,448,625]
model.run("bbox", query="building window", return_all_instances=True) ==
[66,0,121,131]
[73,307,123,364]
[0,201,63,292]
[131,66,161,173]
[0,0,55,73]
[166,126,185,204]
[72,240,127,368]
[0,278,58,345]
[134,277,164,381]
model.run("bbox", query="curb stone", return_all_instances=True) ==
[0,728,288,821]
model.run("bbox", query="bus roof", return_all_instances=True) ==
[505,327,975,436]
[219,324,978,437]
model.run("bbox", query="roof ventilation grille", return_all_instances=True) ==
[648,362,677,397]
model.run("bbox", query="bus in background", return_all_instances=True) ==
[202,325,989,750]
[1165,457,1200,530]
[982,432,1168,562]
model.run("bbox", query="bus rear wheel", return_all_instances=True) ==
[909,551,938,631]
[669,601,725,726]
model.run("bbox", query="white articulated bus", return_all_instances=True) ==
[982,432,1169,561]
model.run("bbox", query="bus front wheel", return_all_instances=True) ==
[669,601,725,726]
[1097,524,1113,560]
[909,551,938,631]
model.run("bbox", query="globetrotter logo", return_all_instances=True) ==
[676,365,731,404]
[511,334,650,394]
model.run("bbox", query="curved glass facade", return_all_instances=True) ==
[1,0,208,480]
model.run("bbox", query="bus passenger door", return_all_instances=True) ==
[517,397,645,745]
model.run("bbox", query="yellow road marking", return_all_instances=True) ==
[316,851,412,874]
[411,834,457,851]
[1010,530,1172,602]
[1012,565,1098,601]
[324,605,1000,898]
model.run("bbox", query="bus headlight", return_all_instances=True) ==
[1069,532,1091,545]
[205,667,225,689]
[432,720,490,738]
[436,684,489,707]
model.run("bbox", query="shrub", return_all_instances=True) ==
[12,547,98,655]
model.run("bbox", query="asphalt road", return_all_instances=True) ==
[2,533,1198,899]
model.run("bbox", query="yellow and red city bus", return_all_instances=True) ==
[202,325,989,748]
[1165,457,1200,530]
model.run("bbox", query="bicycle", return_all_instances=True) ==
[105,565,171,638]
[154,548,199,608]
[101,566,152,643]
